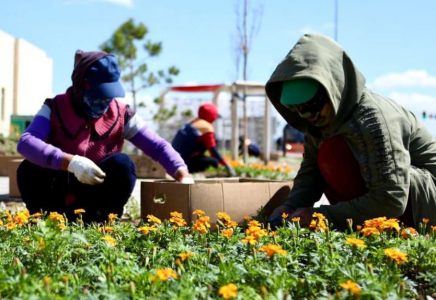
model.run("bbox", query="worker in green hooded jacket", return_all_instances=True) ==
[266,33,436,230]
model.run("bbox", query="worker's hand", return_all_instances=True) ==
[175,168,195,184]
[225,165,237,177]
[266,204,295,230]
[68,155,106,185]
[288,207,314,228]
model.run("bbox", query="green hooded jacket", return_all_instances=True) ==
[266,33,436,229]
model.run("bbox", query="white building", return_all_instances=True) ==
[0,29,53,137]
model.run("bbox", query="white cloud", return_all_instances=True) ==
[372,70,436,90]
[388,91,436,114]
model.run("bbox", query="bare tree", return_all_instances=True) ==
[232,0,263,162]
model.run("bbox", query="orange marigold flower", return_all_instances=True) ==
[74,209,86,215]
[152,268,177,282]
[240,235,257,245]
[108,213,118,223]
[248,220,261,227]
[169,217,187,227]
[360,227,380,236]
[422,218,430,224]
[345,238,366,249]
[216,212,231,222]
[312,212,326,220]
[49,212,65,223]
[218,283,238,299]
[6,222,17,230]
[170,211,183,219]
[58,223,67,230]
[379,219,400,232]
[432,226,436,231]
[221,229,233,238]
[291,217,300,223]
[401,227,418,239]
[340,280,361,295]
[282,213,289,219]
[384,248,408,265]
[225,220,237,228]
[244,215,251,221]
[309,219,328,232]
[269,231,277,237]
[147,214,161,225]
[192,209,205,217]
[258,244,287,257]
[30,212,43,219]
[245,226,267,239]
[364,217,387,228]
[137,226,157,235]
[98,226,114,233]
[193,222,208,234]
[101,235,117,246]
[178,252,194,261]
[13,212,29,225]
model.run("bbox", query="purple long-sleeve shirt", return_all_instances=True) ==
[17,103,187,177]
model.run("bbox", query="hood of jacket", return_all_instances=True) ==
[265,33,366,136]
[67,50,109,115]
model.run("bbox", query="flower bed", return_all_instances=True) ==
[0,209,435,299]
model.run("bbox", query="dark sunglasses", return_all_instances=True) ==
[284,86,329,115]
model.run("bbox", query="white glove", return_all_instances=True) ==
[68,155,106,185]
[180,177,195,184]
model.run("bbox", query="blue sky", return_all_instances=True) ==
[2,0,436,133]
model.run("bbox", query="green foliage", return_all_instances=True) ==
[0,210,435,299]
[100,19,179,111]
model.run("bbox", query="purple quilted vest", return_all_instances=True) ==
[47,93,127,163]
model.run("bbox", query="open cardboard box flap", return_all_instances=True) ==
[141,178,292,225]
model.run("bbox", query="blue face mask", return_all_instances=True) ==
[83,91,113,118]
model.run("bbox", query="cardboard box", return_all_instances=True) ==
[0,155,22,176]
[129,154,167,178]
[8,159,24,198]
[141,178,293,226]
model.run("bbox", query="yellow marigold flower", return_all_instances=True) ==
[178,252,194,261]
[401,227,418,239]
[218,283,238,299]
[137,226,157,235]
[108,213,118,223]
[309,219,328,232]
[364,217,387,228]
[169,217,187,227]
[6,222,17,230]
[74,209,86,215]
[245,226,267,239]
[423,218,430,224]
[282,213,289,219]
[345,238,366,248]
[361,227,380,236]
[216,212,231,222]
[221,229,233,238]
[38,237,45,248]
[147,214,161,225]
[0,219,3,226]
[340,280,361,295]
[24,237,31,244]
[101,235,117,246]
[4,211,12,222]
[192,209,205,217]
[196,216,211,228]
[58,223,67,230]
[244,215,251,221]
[240,235,257,245]
[384,248,408,265]
[98,226,114,233]
[225,220,238,228]
[62,275,69,283]
[153,268,177,282]
[13,212,29,225]
[258,244,287,257]
[49,212,65,223]
[248,220,260,227]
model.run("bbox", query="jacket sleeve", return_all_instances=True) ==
[284,136,326,209]
[313,104,411,230]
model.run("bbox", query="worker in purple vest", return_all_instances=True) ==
[17,50,192,222]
